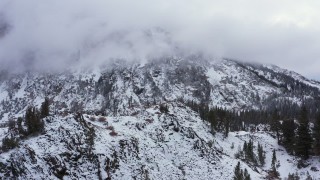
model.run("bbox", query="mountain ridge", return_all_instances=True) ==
[0,57,319,179]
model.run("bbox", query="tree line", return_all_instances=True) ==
[185,100,320,160]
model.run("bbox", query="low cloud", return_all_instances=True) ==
[0,0,319,79]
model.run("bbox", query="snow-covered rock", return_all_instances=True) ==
[0,57,320,179]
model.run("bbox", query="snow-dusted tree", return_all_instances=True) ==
[40,97,50,118]
[257,143,265,166]
[234,162,243,180]
[286,172,300,180]
[1,135,19,152]
[243,169,251,180]
[25,106,44,135]
[281,119,295,154]
[313,113,320,155]
[233,162,251,180]
[270,109,281,141]
[267,149,280,179]
[295,106,312,159]
[271,149,277,168]
[243,139,256,164]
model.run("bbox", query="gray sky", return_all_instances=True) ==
[0,0,319,80]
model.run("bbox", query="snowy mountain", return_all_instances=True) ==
[0,57,320,179]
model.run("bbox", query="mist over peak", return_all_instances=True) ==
[0,0,319,79]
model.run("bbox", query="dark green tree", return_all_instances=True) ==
[208,110,217,133]
[286,172,300,180]
[295,106,312,159]
[17,117,26,135]
[25,106,44,135]
[1,135,19,152]
[243,141,248,159]
[224,116,230,137]
[40,97,50,118]
[281,119,295,154]
[268,150,280,179]
[243,169,251,180]
[245,139,255,163]
[234,162,243,180]
[257,143,265,166]
[313,113,320,155]
[271,149,277,168]
[270,109,281,142]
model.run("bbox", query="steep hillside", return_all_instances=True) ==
[1,103,318,179]
[0,58,319,121]
[0,57,320,179]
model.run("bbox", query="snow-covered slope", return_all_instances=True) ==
[0,57,319,121]
[0,57,320,179]
[1,103,319,179]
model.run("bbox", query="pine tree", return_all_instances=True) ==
[271,149,277,168]
[306,171,312,180]
[281,119,295,154]
[313,113,320,155]
[287,172,300,180]
[1,135,19,152]
[295,106,312,159]
[17,117,25,135]
[257,143,265,166]
[270,109,281,142]
[224,116,230,137]
[268,150,280,179]
[246,139,255,163]
[243,169,251,180]
[208,110,217,133]
[40,97,50,118]
[234,162,243,180]
[243,141,248,159]
[25,106,44,135]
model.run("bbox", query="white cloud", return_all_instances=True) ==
[0,0,319,79]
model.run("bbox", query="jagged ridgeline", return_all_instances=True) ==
[0,58,319,118]
[0,57,320,179]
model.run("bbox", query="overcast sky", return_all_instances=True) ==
[0,0,319,80]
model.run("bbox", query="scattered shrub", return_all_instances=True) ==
[8,119,16,130]
[89,116,96,121]
[160,104,169,113]
[25,106,45,135]
[109,131,118,136]
[106,126,114,131]
[1,136,19,152]
[98,116,107,122]
[145,119,154,124]
[231,142,235,149]
[311,166,318,172]
[131,112,139,116]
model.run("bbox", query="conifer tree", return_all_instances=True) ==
[234,162,243,180]
[281,119,295,154]
[224,116,230,137]
[40,97,50,118]
[245,139,255,163]
[1,135,19,152]
[208,110,217,133]
[257,143,265,166]
[25,106,44,135]
[243,169,251,180]
[17,117,25,135]
[268,149,280,179]
[313,113,320,155]
[270,109,281,141]
[243,141,248,159]
[295,106,312,159]
[271,149,277,168]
